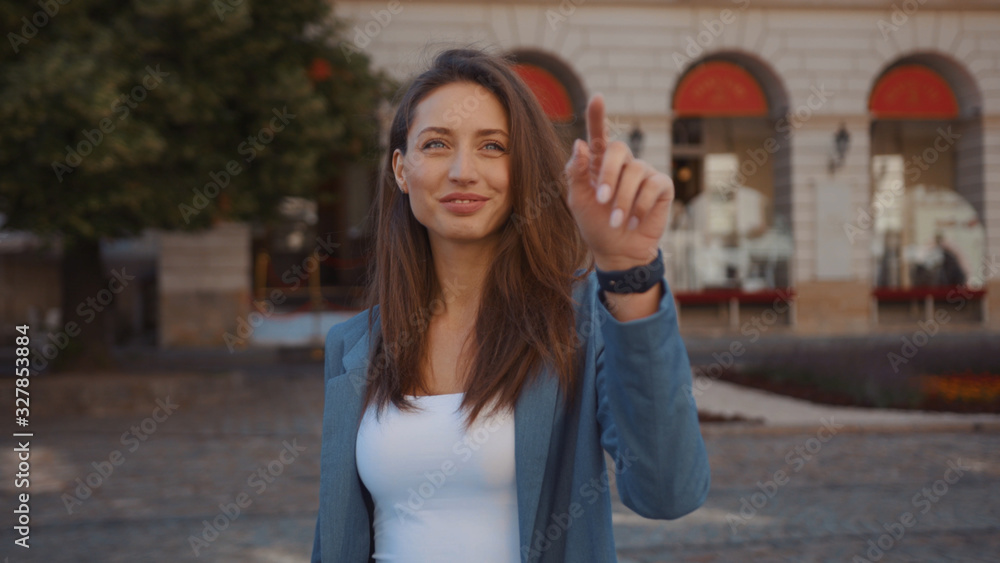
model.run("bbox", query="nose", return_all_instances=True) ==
[447,147,478,185]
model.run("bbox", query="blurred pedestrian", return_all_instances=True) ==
[933,233,967,287]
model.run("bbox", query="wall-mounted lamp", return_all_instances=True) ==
[628,123,644,158]
[676,166,692,183]
[828,123,850,174]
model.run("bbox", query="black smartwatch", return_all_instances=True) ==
[595,249,665,294]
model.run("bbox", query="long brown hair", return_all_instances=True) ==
[360,47,591,430]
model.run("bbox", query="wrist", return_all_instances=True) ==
[593,251,658,272]
[598,277,663,322]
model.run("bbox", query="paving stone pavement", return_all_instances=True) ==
[1,370,998,563]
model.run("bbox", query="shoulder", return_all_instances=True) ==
[570,268,604,345]
[323,306,377,381]
[325,307,374,346]
[571,267,599,314]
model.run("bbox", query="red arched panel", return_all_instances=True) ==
[673,61,768,117]
[513,63,574,122]
[870,64,959,119]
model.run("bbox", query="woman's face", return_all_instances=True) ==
[393,81,512,250]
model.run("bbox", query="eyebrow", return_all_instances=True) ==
[416,126,509,138]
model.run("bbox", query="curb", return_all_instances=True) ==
[699,420,1000,436]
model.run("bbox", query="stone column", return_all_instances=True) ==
[157,221,251,348]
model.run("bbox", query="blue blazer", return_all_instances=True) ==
[311,270,710,562]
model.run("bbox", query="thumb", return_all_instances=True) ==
[565,139,593,192]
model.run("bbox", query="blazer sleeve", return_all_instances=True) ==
[310,513,322,563]
[592,274,711,519]
[311,321,352,562]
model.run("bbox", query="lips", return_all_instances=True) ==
[439,192,488,203]
[438,192,490,214]
[441,200,487,214]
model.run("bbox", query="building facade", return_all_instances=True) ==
[334,0,1000,335]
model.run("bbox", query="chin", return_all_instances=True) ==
[438,224,501,243]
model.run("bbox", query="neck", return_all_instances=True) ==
[427,235,496,325]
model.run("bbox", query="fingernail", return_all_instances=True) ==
[627,216,639,231]
[609,208,624,228]
[597,183,612,203]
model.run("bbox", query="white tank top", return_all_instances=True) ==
[356,392,519,562]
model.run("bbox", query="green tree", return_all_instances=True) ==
[0,0,394,370]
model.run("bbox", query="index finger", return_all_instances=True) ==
[586,93,607,159]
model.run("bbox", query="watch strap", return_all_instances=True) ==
[595,248,665,294]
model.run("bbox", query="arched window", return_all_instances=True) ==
[511,64,575,122]
[673,60,768,118]
[669,54,794,330]
[508,50,587,151]
[868,56,986,325]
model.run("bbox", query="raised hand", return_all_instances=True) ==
[564,93,674,272]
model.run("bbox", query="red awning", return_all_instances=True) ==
[673,61,768,117]
[513,64,574,122]
[873,287,985,301]
[869,64,959,119]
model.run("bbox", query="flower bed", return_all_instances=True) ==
[919,371,1000,412]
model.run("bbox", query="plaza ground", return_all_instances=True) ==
[1,356,998,562]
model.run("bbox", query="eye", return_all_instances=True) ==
[483,141,506,152]
[421,139,446,150]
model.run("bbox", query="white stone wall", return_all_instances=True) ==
[985,116,1000,284]
[335,1,1000,286]
[159,222,250,294]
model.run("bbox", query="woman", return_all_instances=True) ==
[312,48,710,563]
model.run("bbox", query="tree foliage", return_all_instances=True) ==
[0,0,396,370]
[0,0,395,239]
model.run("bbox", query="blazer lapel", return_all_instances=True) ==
[320,322,375,562]
[514,366,560,557]
[341,316,376,383]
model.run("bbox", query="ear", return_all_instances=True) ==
[392,149,406,192]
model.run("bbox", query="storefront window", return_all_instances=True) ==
[871,153,984,290]
[671,153,792,292]
[668,55,794,329]
[869,58,986,324]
